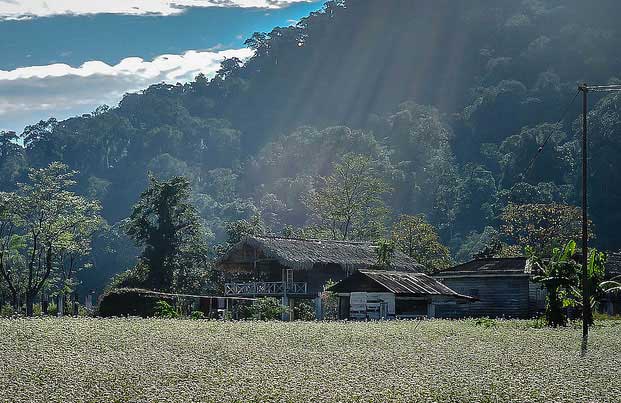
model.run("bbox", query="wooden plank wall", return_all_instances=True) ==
[435,276,531,318]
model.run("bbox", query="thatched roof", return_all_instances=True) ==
[217,236,424,272]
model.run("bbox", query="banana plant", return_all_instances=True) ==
[529,240,580,327]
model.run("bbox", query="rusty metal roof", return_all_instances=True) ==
[435,257,529,277]
[330,270,476,300]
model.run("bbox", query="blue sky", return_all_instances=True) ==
[0,1,325,133]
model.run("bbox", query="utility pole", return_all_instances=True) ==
[577,83,621,354]
[578,83,589,355]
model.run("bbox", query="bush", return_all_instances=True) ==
[247,297,287,320]
[98,288,174,317]
[0,304,15,317]
[475,317,497,328]
[154,301,178,318]
[190,310,205,320]
[293,301,316,321]
[104,263,149,293]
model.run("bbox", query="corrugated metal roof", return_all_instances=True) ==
[358,270,475,300]
[436,257,529,276]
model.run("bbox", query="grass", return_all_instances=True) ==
[0,318,620,402]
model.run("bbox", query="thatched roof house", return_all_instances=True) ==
[216,236,472,321]
[217,235,424,273]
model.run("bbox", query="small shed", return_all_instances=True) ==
[327,270,475,320]
[433,257,545,318]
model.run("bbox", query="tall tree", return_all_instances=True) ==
[391,214,451,273]
[500,203,591,256]
[0,163,102,315]
[125,175,209,292]
[305,153,391,241]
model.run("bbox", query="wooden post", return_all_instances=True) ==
[427,299,436,319]
[281,267,288,320]
[57,294,64,317]
[314,292,323,320]
[580,84,590,354]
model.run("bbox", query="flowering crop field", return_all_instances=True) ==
[0,318,620,403]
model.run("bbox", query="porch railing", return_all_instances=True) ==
[224,281,308,296]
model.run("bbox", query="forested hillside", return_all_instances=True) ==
[2,0,621,292]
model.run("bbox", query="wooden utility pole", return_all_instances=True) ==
[577,83,621,354]
[579,83,589,354]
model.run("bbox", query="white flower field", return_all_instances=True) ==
[0,318,619,402]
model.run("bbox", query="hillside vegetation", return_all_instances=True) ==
[2,0,621,292]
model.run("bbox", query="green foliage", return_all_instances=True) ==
[0,304,15,317]
[305,153,391,241]
[563,249,607,326]
[391,214,451,273]
[125,175,209,293]
[0,163,103,315]
[98,288,174,317]
[6,0,621,294]
[529,241,580,327]
[375,239,396,270]
[154,300,179,319]
[247,297,286,321]
[475,317,497,329]
[190,310,206,320]
[501,203,590,256]
[292,301,316,321]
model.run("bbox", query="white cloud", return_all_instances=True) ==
[0,48,253,132]
[0,0,315,20]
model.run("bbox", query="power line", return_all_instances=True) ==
[519,90,580,181]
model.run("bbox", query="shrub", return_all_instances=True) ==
[0,304,14,317]
[293,301,316,321]
[247,297,287,320]
[154,301,178,319]
[98,288,174,317]
[104,263,149,293]
[190,310,205,320]
[475,317,497,328]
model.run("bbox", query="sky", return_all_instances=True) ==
[0,0,325,133]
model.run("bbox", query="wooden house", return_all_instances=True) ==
[601,252,621,316]
[216,236,424,319]
[327,270,475,320]
[433,257,546,318]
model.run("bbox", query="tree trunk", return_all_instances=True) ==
[25,292,34,317]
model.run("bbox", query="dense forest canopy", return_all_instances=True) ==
[2,0,621,294]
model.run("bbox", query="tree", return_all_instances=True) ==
[305,153,391,240]
[0,131,27,191]
[125,175,209,292]
[0,163,102,315]
[564,248,606,326]
[390,214,451,273]
[0,192,23,308]
[529,241,579,327]
[500,203,591,256]
[375,239,396,270]
[529,240,606,327]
